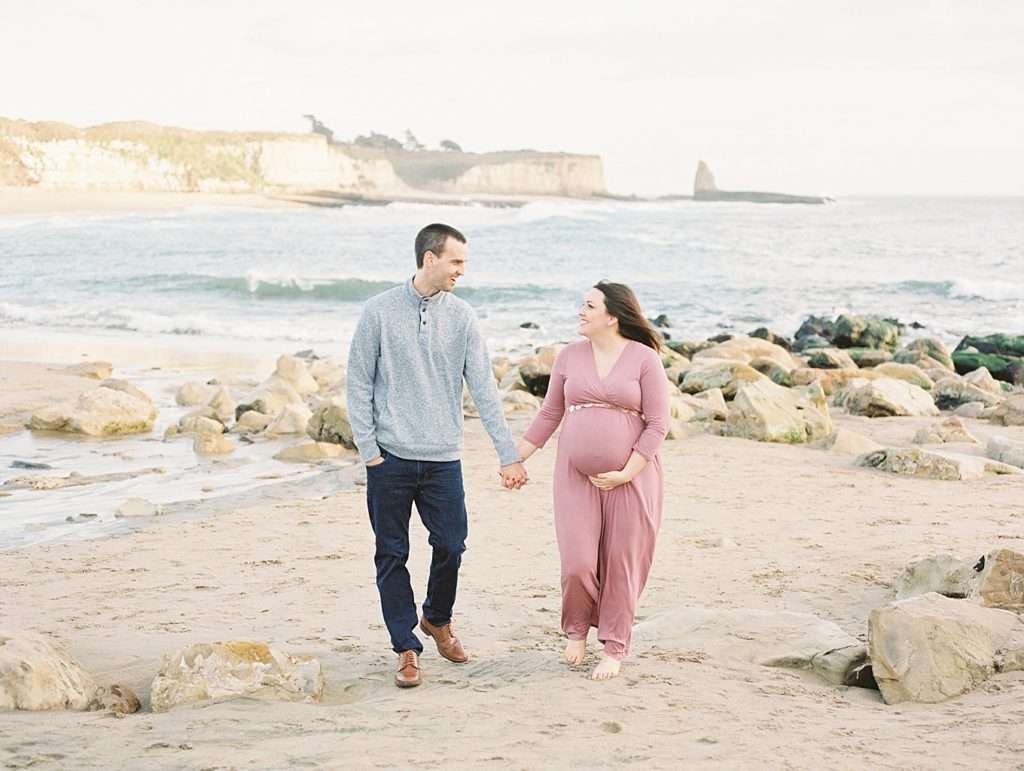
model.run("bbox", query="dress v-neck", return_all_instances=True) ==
[589,339,632,382]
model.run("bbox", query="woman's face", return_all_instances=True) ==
[578,287,616,338]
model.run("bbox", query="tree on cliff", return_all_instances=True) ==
[440,139,463,152]
[302,114,334,143]
[353,132,403,151]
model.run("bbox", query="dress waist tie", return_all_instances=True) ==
[567,402,645,420]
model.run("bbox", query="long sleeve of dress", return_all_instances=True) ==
[522,348,568,449]
[632,349,670,461]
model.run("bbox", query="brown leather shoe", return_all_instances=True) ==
[419,618,469,663]
[395,650,421,688]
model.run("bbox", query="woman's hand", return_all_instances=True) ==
[588,470,632,490]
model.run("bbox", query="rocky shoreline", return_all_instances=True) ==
[2,311,1024,766]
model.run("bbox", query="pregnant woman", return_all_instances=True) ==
[517,281,669,680]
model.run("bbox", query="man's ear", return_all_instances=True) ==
[424,250,438,267]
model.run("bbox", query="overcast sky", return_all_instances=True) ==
[3,0,1023,195]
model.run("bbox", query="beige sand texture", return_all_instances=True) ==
[3,377,1024,769]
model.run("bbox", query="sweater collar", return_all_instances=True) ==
[405,277,447,307]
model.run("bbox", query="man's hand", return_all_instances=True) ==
[499,462,528,490]
[588,470,631,491]
[366,456,385,467]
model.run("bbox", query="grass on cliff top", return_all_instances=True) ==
[0,118,315,185]
[0,118,297,144]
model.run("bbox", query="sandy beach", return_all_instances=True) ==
[2,352,1024,770]
[0,188,312,215]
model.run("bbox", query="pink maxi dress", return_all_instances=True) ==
[523,339,670,660]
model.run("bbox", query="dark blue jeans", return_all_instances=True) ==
[366,450,468,654]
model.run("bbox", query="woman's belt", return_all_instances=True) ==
[567,402,645,420]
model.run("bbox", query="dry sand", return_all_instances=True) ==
[2,362,1024,770]
[0,188,309,215]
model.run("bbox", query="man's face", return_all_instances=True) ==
[424,237,467,293]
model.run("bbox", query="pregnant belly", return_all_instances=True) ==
[560,412,641,477]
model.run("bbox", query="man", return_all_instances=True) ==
[346,223,528,688]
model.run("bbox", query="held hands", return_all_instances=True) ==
[499,461,528,490]
[588,469,631,491]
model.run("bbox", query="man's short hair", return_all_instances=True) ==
[415,223,466,268]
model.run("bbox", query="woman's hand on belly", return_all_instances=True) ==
[587,451,650,491]
[588,470,631,491]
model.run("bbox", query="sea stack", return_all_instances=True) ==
[693,161,830,204]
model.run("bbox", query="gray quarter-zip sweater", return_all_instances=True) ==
[346,278,519,466]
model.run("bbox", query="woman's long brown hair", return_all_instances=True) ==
[594,281,663,352]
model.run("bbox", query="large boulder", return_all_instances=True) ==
[692,336,799,371]
[857,448,1022,480]
[833,315,900,351]
[989,394,1024,426]
[932,375,1004,409]
[241,380,304,420]
[844,378,939,418]
[0,632,96,711]
[747,357,792,386]
[680,361,766,398]
[955,333,1024,358]
[873,362,934,391]
[178,408,224,434]
[632,606,859,673]
[149,641,324,712]
[986,436,1024,469]
[790,367,881,396]
[806,348,858,370]
[794,315,836,347]
[846,348,894,368]
[308,357,345,392]
[680,388,728,421]
[972,549,1024,612]
[193,433,235,455]
[231,411,271,434]
[274,442,351,463]
[307,398,355,447]
[725,380,832,443]
[29,387,157,436]
[518,344,565,397]
[175,382,215,407]
[953,351,1024,385]
[892,555,977,601]
[206,386,237,424]
[748,327,792,351]
[868,593,1024,704]
[892,549,1024,612]
[265,404,313,436]
[963,367,1003,395]
[897,338,955,371]
[271,355,319,396]
[911,416,978,445]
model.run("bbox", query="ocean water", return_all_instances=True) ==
[2,196,1022,359]
[1,196,1023,547]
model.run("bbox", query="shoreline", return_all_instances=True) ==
[0,187,605,215]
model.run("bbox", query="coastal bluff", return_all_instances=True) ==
[694,160,830,204]
[0,119,606,199]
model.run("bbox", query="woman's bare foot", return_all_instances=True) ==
[564,639,586,665]
[591,654,621,680]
